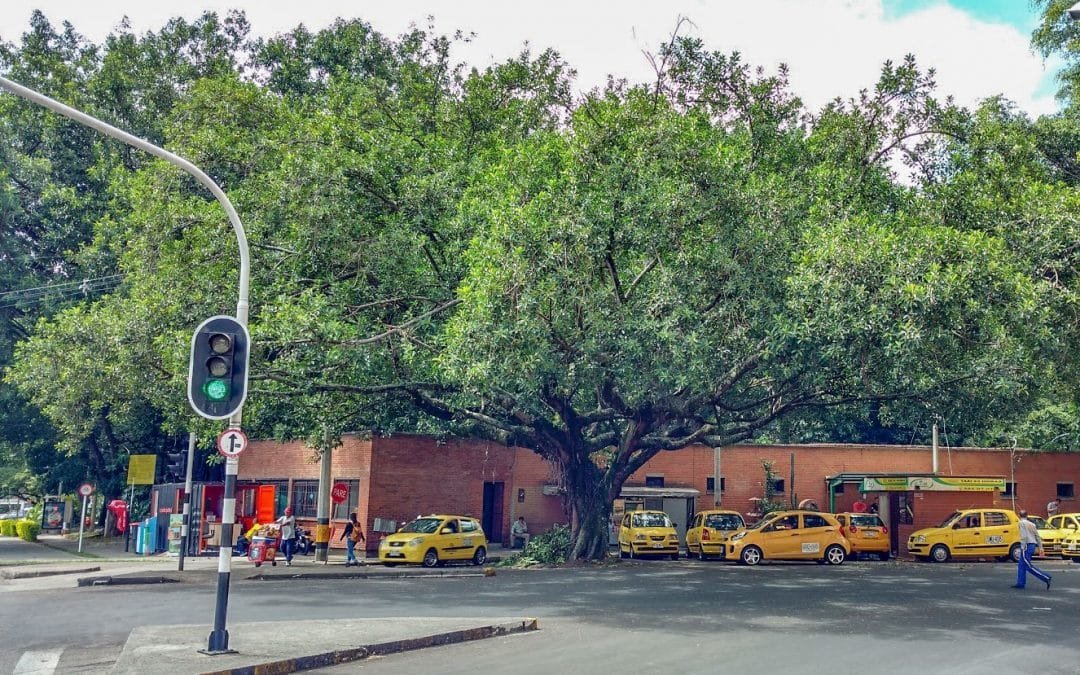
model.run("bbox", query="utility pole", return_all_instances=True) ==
[0,75,251,657]
[315,429,333,563]
[178,432,195,571]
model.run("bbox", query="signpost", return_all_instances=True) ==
[77,483,94,553]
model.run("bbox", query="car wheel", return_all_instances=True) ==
[878,552,890,561]
[619,545,628,559]
[671,551,680,561]
[740,545,763,566]
[824,544,846,565]
[930,544,950,563]
[1009,543,1022,563]
[472,546,487,566]
[422,548,440,568]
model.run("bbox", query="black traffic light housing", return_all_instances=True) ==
[163,452,186,482]
[188,315,250,420]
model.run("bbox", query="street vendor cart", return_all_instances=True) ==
[247,524,281,567]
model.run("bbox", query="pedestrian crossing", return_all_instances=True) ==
[8,646,119,674]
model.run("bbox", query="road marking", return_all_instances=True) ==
[13,648,62,674]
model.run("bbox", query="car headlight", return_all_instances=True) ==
[731,532,746,542]
[407,537,425,547]
[914,535,926,544]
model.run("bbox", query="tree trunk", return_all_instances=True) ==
[561,455,612,561]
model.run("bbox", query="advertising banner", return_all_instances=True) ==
[861,476,1005,492]
[127,454,157,485]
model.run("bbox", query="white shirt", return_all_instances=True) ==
[1047,501,1059,517]
[1019,518,1041,547]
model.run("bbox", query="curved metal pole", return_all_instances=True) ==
[0,75,250,654]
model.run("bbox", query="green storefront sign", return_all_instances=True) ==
[860,476,1005,492]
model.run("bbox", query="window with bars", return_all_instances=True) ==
[291,480,319,518]
[706,477,725,494]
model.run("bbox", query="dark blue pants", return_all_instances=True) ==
[1016,543,1050,588]
[280,537,295,563]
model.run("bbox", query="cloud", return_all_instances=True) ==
[1,0,1058,117]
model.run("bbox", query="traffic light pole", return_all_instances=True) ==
[0,76,252,656]
[178,431,195,572]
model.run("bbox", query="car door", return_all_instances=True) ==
[439,518,466,559]
[799,513,834,558]
[763,514,801,558]
[952,512,984,554]
[687,513,702,552]
[981,511,1013,555]
[618,514,632,550]
[460,518,482,558]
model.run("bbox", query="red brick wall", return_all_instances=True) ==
[239,435,1080,553]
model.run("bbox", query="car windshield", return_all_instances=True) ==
[938,511,963,528]
[705,514,744,530]
[1030,517,1048,529]
[632,513,672,528]
[399,517,443,534]
[851,515,883,528]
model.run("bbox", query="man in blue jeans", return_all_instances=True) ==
[1013,510,1051,590]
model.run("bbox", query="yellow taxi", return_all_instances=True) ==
[617,510,681,560]
[834,512,891,560]
[1029,516,1066,557]
[906,508,1020,563]
[1062,528,1080,561]
[685,510,745,560]
[378,514,488,567]
[725,510,850,566]
[1044,513,1080,557]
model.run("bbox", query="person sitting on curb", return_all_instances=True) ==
[510,516,530,549]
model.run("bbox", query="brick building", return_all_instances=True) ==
[236,433,1080,556]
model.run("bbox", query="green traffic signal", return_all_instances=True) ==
[204,378,229,401]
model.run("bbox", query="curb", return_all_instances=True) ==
[1,565,101,579]
[77,575,179,587]
[245,569,490,581]
[200,618,539,675]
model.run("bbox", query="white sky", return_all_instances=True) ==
[1,0,1059,117]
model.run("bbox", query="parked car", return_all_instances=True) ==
[1028,516,1066,557]
[1061,529,1080,561]
[1045,513,1080,557]
[726,510,849,566]
[685,510,745,560]
[378,514,487,568]
[617,510,680,560]
[834,512,891,560]
[906,509,1021,563]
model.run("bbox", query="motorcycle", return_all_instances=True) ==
[295,525,313,555]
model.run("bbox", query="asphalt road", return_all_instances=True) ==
[2,557,1078,674]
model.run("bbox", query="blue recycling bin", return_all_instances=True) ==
[133,521,144,554]
[141,516,158,555]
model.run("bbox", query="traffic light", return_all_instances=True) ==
[188,315,250,420]
[163,452,185,482]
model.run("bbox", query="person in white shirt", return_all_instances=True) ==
[510,516,530,549]
[1012,510,1051,590]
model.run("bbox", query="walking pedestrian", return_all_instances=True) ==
[1012,510,1051,590]
[277,507,297,566]
[340,512,366,566]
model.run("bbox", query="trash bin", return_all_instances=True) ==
[132,521,143,554]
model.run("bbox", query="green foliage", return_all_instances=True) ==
[0,519,16,537]
[500,523,572,567]
[759,460,786,515]
[15,519,40,542]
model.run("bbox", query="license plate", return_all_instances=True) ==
[387,552,404,558]
[863,531,878,538]
[652,543,664,548]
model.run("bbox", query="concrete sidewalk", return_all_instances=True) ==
[112,617,538,674]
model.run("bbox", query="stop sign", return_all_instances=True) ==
[330,482,349,504]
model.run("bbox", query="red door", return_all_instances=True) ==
[256,485,276,524]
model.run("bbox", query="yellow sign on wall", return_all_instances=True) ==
[127,455,157,485]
